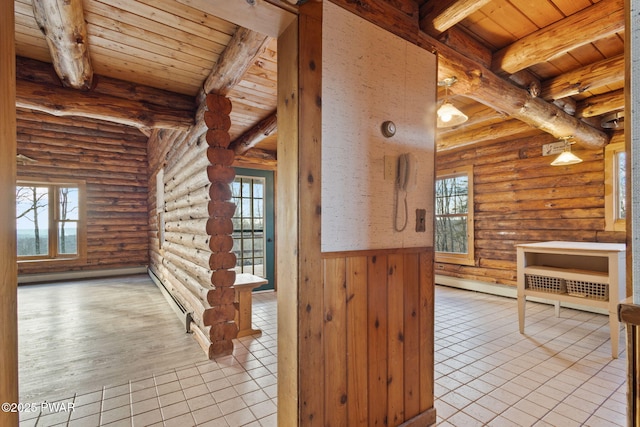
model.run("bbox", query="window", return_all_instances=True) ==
[605,141,626,232]
[435,166,474,265]
[232,175,265,277]
[16,179,86,262]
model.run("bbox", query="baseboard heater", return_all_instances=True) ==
[147,269,193,333]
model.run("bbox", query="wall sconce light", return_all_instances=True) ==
[437,77,468,128]
[550,136,582,166]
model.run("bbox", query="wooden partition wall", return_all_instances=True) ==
[277,2,437,425]
[322,249,435,425]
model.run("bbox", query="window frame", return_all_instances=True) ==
[604,141,626,232]
[435,165,475,266]
[16,177,87,264]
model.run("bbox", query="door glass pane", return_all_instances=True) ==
[232,176,266,278]
[16,185,50,256]
[616,151,626,220]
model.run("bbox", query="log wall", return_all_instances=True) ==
[434,131,625,287]
[147,94,238,359]
[16,109,149,275]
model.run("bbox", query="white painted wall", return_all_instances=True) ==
[321,2,437,252]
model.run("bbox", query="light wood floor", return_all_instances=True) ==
[18,274,210,403]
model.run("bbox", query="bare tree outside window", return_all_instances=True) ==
[16,185,49,256]
[58,187,79,254]
[16,182,81,259]
[435,175,469,254]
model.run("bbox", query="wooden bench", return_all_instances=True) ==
[234,273,268,338]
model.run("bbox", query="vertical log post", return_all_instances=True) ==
[204,93,238,357]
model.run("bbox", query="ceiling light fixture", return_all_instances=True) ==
[437,77,468,128]
[550,136,582,166]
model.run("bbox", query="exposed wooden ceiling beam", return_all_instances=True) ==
[437,27,492,69]
[437,119,538,151]
[575,89,624,118]
[419,0,492,36]
[229,111,278,154]
[540,54,624,101]
[202,28,272,98]
[16,79,193,131]
[419,32,610,148]
[491,0,624,75]
[16,56,196,113]
[31,0,93,90]
[171,27,273,158]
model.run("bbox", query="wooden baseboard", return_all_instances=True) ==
[398,407,437,427]
[17,266,148,284]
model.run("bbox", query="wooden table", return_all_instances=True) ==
[234,273,268,338]
[517,241,626,358]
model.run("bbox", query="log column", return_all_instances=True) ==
[204,93,238,357]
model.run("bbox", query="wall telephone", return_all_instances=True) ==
[394,153,417,231]
[396,153,417,192]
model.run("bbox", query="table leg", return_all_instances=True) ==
[236,288,262,338]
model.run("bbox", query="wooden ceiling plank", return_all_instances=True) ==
[507,0,564,28]
[419,0,492,35]
[88,34,213,77]
[86,0,232,48]
[550,0,593,16]
[88,47,208,88]
[93,0,234,44]
[458,14,514,50]
[85,14,227,62]
[491,0,624,74]
[136,0,237,35]
[31,0,93,90]
[92,59,197,95]
[592,32,625,57]
[173,0,296,38]
[540,54,624,101]
[16,79,194,131]
[473,1,538,40]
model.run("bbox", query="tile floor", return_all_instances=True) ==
[19,285,627,426]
